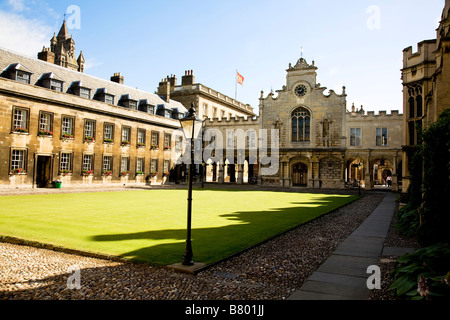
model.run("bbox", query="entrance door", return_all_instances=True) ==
[292,163,308,187]
[36,155,52,188]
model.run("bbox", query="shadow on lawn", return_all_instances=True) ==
[90,196,356,265]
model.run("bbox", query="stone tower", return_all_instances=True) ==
[38,20,85,73]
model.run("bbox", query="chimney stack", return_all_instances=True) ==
[158,77,171,102]
[181,70,195,86]
[111,73,124,84]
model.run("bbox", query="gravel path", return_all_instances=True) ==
[0,192,386,300]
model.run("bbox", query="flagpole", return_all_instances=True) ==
[235,70,238,101]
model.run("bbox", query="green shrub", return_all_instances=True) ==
[395,204,420,238]
[389,243,450,300]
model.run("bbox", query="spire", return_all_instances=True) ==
[57,20,70,41]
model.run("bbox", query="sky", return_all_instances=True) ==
[0,0,445,114]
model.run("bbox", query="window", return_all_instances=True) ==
[151,159,158,174]
[84,120,96,142]
[120,156,130,173]
[105,94,114,105]
[61,116,74,139]
[102,155,113,174]
[137,129,146,147]
[164,133,172,150]
[104,123,114,143]
[416,95,423,118]
[212,107,217,119]
[227,130,234,147]
[350,128,362,146]
[16,71,31,84]
[50,80,63,92]
[121,126,131,146]
[148,105,155,114]
[80,88,91,99]
[163,160,170,175]
[221,110,225,120]
[82,154,94,172]
[376,128,388,146]
[409,97,415,119]
[151,132,160,149]
[175,136,183,152]
[60,152,73,173]
[291,107,311,142]
[203,104,208,118]
[136,158,144,174]
[38,112,53,136]
[247,130,257,148]
[10,149,27,174]
[12,107,29,133]
[409,122,415,146]
[129,100,137,110]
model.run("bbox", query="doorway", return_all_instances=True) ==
[292,163,308,187]
[36,155,52,188]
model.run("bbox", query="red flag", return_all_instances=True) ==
[237,71,244,85]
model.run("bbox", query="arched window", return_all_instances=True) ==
[292,107,311,142]
[409,97,415,119]
[416,95,423,118]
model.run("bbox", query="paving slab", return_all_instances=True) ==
[288,193,397,300]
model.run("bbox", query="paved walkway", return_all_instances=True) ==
[288,192,404,300]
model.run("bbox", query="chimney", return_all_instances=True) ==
[111,73,124,84]
[168,74,177,87]
[158,77,170,102]
[37,47,55,64]
[181,70,195,86]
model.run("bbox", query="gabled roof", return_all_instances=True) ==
[0,46,187,114]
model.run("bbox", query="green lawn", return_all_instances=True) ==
[0,189,358,265]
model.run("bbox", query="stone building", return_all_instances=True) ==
[204,57,404,190]
[401,0,450,196]
[0,22,191,189]
[157,70,255,120]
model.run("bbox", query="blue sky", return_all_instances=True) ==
[0,0,445,113]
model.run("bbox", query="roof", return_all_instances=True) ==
[0,46,187,113]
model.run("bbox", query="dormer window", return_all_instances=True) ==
[2,63,33,84]
[16,71,31,84]
[38,72,64,92]
[138,100,156,115]
[50,79,63,92]
[69,81,91,99]
[94,88,115,105]
[118,95,138,110]
[105,94,114,105]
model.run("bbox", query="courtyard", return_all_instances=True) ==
[0,189,358,266]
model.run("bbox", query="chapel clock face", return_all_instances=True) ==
[295,85,307,97]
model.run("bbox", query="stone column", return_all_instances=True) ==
[237,164,244,184]
[218,164,224,184]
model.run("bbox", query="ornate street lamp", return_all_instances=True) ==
[179,103,203,266]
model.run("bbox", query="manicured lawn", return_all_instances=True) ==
[0,189,358,265]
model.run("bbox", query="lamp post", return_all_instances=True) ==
[179,103,203,266]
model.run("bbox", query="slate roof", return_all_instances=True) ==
[0,46,187,114]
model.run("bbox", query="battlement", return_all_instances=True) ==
[205,115,260,126]
[346,109,403,119]
[403,39,437,68]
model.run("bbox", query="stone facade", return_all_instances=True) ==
[159,71,256,121]
[204,57,404,190]
[401,0,450,195]
[0,23,188,189]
